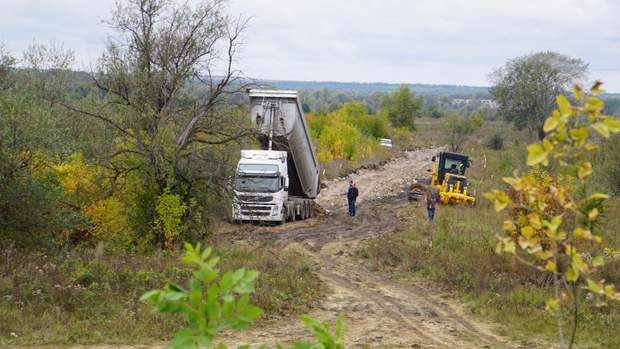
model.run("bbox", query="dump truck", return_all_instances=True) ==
[408,151,476,205]
[232,89,320,224]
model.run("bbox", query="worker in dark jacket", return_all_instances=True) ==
[347,181,359,216]
[427,190,437,222]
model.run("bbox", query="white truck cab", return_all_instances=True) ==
[233,150,288,223]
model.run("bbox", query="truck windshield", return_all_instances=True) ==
[235,175,281,193]
[238,164,279,173]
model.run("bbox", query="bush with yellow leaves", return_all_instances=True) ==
[486,82,620,349]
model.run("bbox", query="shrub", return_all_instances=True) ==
[308,103,389,162]
[82,196,134,247]
[155,188,188,249]
[485,131,504,150]
[470,112,486,128]
[443,116,477,152]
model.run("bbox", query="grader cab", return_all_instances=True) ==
[408,151,476,205]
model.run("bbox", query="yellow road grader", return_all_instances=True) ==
[408,151,476,206]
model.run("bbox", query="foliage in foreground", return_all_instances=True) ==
[359,117,620,348]
[0,243,321,346]
[486,83,620,348]
[142,243,343,349]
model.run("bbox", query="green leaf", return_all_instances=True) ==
[545,260,556,272]
[140,290,162,304]
[566,265,579,282]
[557,95,571,116]
[239,304,262,321]
[545,298,560,312]
[243,270,260,283]
[588,207,599,221]
[504,240,516,254]
[485,190,512,212]
[522,226,536,238]
[543,116,561,132]
[588,193,609,201]
[200,246,212,261]
[604,116,620,133]
[527,144,549,166]
[592,256,605,267]
[543,215,562,234]
[586,96,604,112]
[219,272,233,294]
[170,328,199,349]
[592,122,611,138]
[335,312,344,339]
[587,279,603,294]
[569,127,589,145]
[578,161,592,180]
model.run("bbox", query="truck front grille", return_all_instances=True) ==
[241,211,271,217]
[241,205,271,211]
[240,204,273,217]
[238,195,274,203]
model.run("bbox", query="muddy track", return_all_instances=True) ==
[216,148,533,349]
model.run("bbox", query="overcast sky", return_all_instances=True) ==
[1,0,619,91]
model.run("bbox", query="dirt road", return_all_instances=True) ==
[217,148,532,349]
[68,148,533,349]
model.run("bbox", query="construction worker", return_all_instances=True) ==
[347,181,359,216]
[427,190,437,222]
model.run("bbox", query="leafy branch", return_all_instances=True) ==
[485,82,620,349]
[141,242,344,349]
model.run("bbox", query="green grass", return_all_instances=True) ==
[359,119,620,349]
[0,243,323,346]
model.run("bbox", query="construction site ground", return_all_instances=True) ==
[64,147,543,349]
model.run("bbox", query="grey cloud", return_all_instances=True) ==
[1,0,619,90]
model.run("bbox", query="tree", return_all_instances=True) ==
[0,43,84,245]
[486,83,620,349]
[443,116,477,152]
[382,84,423,130]
[57,0,251,246]
[490,52,588,139]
